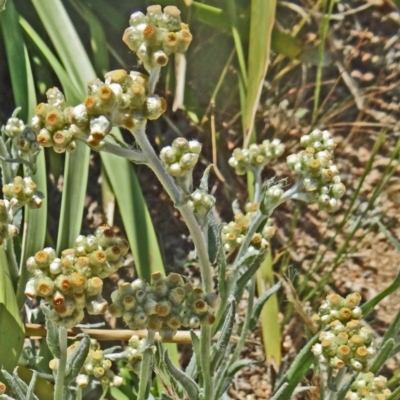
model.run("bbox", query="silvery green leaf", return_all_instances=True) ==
[40,302,60,359]
[207,210,219,263]
[64,334,90,385]
[248,281,281,330]
[273,334,318,400]
[227,359,260,376]
[25,371,38,400]
[233,250,266,303]
[370,339,395,374]
[211,298,236,374]
[336,373,359,400]
[0,395,16,399]
[199,165,213,191]
[269,383,288,400]
[216,229,227,300]
[1,369,25,400]
[164,350,200,400]
[185,331,201,379]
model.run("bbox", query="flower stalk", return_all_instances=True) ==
[137,330,156,400]
[54,327,68,400]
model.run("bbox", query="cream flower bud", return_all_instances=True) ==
[76,374,89,388]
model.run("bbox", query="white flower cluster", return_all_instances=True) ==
[123,5,192,71]
[287,129,345,212]
[229,139,285,175]
[345,372,391,399]
[312,293,376,372]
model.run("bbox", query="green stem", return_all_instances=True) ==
[129,123,212,293]
[327,367,346,400]
[129,122,183,204]
[148,68,161,95]
[95,141,147,164]
[54,327,68,400]
[129,122,214,398]
[137,330,156,400]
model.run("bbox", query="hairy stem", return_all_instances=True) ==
[54,327,68,400]
[94,141,147,164]
[327,367,346,400]
[148,68,161,95]
[137,330,156,400]
[129,122,214,398]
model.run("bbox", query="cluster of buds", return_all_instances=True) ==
[0,199,18,245]
[123,5,193,71]
[312,293,376,372]
[3,117,40,160]
[31,88,79,153]
[30,73,167,151]
[187,189,215,217]
[221,203,276,253]
[345,372,391,400]
[109,272,217,339]
[50,340,123,389]
[124,335,146,375]
[160,137,201,178]
[286,129,345,212]
[24,225,129,328]
[228,139,285,175]
[3,176,42,209]
[83,70,166,145]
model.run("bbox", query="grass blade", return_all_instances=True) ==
[0,247,25,372]
[256,249,281,365]
[243,0,276,147]
[32,0,93,252]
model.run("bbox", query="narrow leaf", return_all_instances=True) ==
[25,371,39,400]
[32,0,92,252]
[211,298,236,374]
[40,303,61,359]
[243,0,276,146]
[361,270,400,317]
[249,280,281,331]
[0,247,24,373]
[1,369,25,400]
[256,249,281,365]
[13,367,53,400]
[164,350,200,400]
[0,0,29,121]
[369,339,395,375]
[185,330,201,379]
[227,359,259,376]
[100,148,164,282]
[64,334,91,385]
[274,335,318,400]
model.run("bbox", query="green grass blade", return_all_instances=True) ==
[243,0,276,147]
[256,249,281,365]
[67,0,110,76]
[225,0,248,87]
[32,0,93,252]
[0,246,25,372]
[0,0,29,121]
[19,17,82,101]
[100,148,164,282]
[312,0,335,124]
[32,0,95,89]
[16,47,48,308]
[274,334,318,399]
